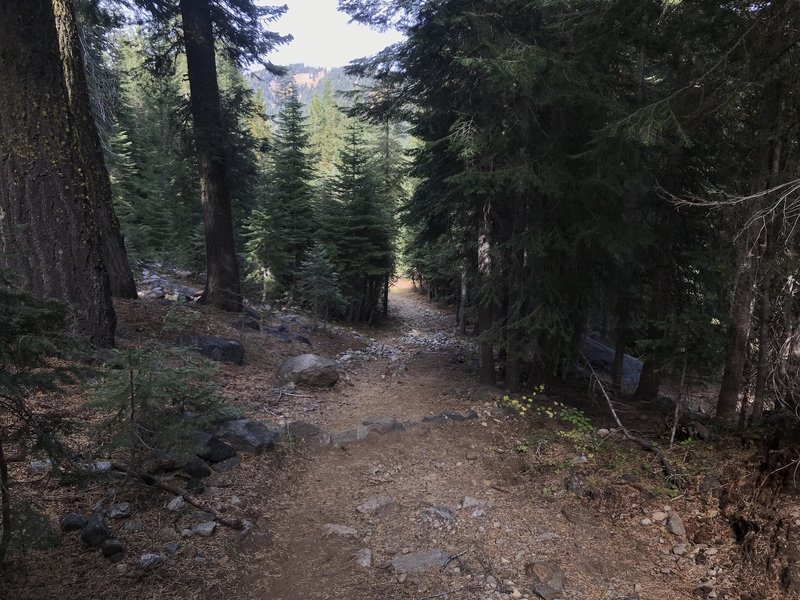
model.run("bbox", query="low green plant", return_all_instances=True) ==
[88,346,225,473]
[502,391,600,454]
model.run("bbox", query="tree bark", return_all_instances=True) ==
[53,0,137,299]
[612,298,629,391]
[459,267,468,335]
[633,358,660,401]
[179,0,242,312]
[477,205,495,384]
[0,0,115,347]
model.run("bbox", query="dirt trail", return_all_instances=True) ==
[245,282,708,600]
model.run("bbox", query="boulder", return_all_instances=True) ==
[176,335,244,365]
[579,334,642,393]
[390,549,449,573]
[356,495,396,515]
[101,539,125,559]
[183,457,211,479]
[80,513,112,547]
[277,354,339,387]
[107,502,132,519]
[194,434,238,464]
[216,419,280,453]
[139,553,167,571]
[60,512,87,532]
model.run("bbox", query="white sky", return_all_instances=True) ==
[260,0,404,68]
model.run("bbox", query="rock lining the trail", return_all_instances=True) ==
[389,549,450,573]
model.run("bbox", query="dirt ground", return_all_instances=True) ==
[0,280,786,600]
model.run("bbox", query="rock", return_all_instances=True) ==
[533,584,562,600]
[362,417,405,434]
[526,560,565,592]
[277,354,339,387]
[673,543,688,556]
[60,512,87,532]
[186,478,205,494]
[27,458,53,476]
[193,521,217,538]
[211,455,242,472]
[466,450,480,461]
[183,457,211,479]
[167,496,186,512]
[535,532,560,542]
[640,518,653,526]
[323,524,358,537]
[420,506,455,522]
[699,474,722,498]
[564,471,584,496]
[80,514,112,547]
[597,428,611,438]
[461,497,487,509]
[390,549,450,573]
[192,511,215,522]
[652,511,669,523]
[331,426,370,447]
[422,411,478,425]
[667,514,686,537]
[93,460,113,473]
[286,421,325,440]
[124,519,145,532]
[356,548,373,568]
[216,419,280,453]
[580,335,642,392]
[181,529,194,539]
[164,543,180,556]
[101,539,125,559]
[197,435,238,464]
[107,502,132,519]
[176,335,244,364]
[357,495,396,515]
[139,553,167,571]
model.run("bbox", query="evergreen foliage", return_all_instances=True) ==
[296,242,345,329]
[246,83,317,296]
[322,121,395,322]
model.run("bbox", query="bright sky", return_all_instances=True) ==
[260,0,404,68]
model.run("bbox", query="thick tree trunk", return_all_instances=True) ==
[716,245,757,424]
[53,0,137,299]
[634,358,660,401]
[477,206,495,385]
[0,0,115,347]
[718,80,782,425]
[180,0,242,312]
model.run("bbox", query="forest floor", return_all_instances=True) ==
[1,280,785,600]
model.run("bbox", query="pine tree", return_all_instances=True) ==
[296,243,345,329]
[324,121,395,322]
[247,83,317,297]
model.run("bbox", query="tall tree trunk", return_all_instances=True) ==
[478,205,495,384]
[717,80,782,425]
[634,358,660,401]
[716,241,757,424]
[459,267,468,335]
[180,0,242,312]
[0,0,115,347]
[612,298,629,391]
[53,0,137,299]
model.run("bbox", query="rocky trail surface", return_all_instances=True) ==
[5,280,738,600]
[243,283,722,600]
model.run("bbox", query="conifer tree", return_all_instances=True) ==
[296,243,345,330]
[324,121,394,322]
[247,83,317,297]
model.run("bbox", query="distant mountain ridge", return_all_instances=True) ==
[246,63,364,115]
